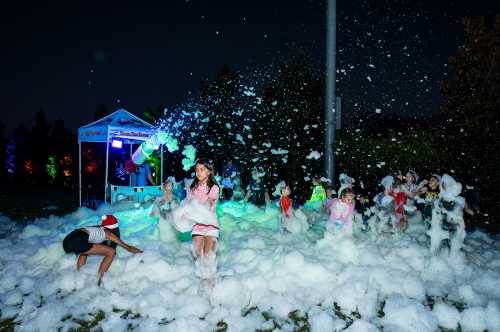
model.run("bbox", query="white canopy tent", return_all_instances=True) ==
[77,109,164,206]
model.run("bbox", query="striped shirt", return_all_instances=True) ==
[85,227,106,243]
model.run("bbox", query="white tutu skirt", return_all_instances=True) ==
[172,199,219,233]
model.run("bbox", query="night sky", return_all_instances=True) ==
[1,0,499,135]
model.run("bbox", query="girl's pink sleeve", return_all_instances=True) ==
[208,185,220,201]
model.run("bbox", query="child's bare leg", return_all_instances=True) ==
[203,236,217,256]
[201,236,218,281]
[77,254,87,271]
[192,236,204,257]
[82,244,116,286]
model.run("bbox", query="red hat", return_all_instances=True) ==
[101,215,119,229]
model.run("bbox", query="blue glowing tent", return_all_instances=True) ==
[78,109,164,206]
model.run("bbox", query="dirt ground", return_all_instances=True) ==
[0,184,79,221]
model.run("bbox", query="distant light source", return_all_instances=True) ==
[111,140,123,148]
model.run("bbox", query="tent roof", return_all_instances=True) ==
[78,109,156,143]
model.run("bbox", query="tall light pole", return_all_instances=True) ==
[325,0,337,182]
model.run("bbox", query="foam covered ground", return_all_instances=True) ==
[1,202,499,332]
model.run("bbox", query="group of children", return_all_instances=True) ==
[64,159,471,287]
[278,169,471,239]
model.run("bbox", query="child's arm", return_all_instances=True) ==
[207,185,220,211]
[104,230,143,254]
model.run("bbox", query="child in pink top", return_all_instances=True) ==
[188,182,219,212]
[172,159,220,285]
[327,187,355,236]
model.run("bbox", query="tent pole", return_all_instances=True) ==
[129,143,133,186]
[104,134,110,203]
[79,142,82,207]
[160,145,164,185]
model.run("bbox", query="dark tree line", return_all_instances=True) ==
[438,16,500,220]
[0,109,110,187]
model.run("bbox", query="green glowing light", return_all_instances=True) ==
[46,156,57,181]
[148,154,161,184]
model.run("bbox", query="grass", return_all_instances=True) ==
[2,296,478,332]
[215,320,228,332]
[56,310,106,332]
[0,316,19,332]
[425,295,466,312]
[288,310,310,331]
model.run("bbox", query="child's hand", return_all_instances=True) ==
[128,246,143,254]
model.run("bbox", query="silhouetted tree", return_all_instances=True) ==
[30,110,51,184]
[440,16,500,219]
[13,125,27,184]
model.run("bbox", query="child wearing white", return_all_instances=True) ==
[150,178,179,241]
[151,178,178,221]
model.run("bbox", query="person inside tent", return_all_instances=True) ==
[62,215,142,286]
[131,160,155,186]
[111,150,128,186]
